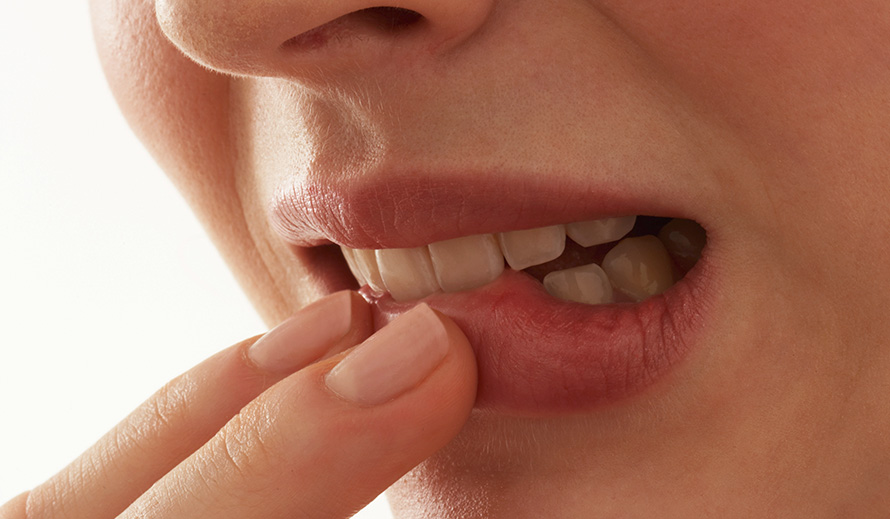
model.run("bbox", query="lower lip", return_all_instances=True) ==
[362,257,713,415]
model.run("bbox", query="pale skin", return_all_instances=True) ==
[3,0,890,517]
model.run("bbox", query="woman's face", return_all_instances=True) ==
[92,0,890,514]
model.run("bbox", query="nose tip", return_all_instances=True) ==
[155,0,495,78]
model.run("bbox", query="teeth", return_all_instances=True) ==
[543,263,614,305]
[428,234,505,292]
[498,225,566,270]
[565,216,636,247]
[342,247,364,285]
[602,236,675,302]
[657,218,706,272]
[339,216,701,304]
[376,247,440,301]
[352,249,386,292]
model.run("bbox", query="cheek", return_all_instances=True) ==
[601,0,890,165]
[605,0,890,253]
[600,0,889,146]
[601,0,890,104]
[91,0,231,204]
[90,0,304,320]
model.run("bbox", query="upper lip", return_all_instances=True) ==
[270,166,706,250]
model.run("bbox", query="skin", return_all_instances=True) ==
[4,0,889,517]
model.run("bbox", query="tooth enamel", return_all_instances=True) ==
[498,225,566,270]
[543,263,614,305]
[602,236,675,302]
[351,249,386,292]
[341,247,366,286]
[657,218,706,271]
[565,216,637,247]
[376,247,441,301]
[340,215,688,303]
[428,234,505,293]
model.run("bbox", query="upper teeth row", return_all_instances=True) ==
[341,216,640,302]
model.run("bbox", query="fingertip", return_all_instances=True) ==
[325,303,476,407]
[315,302,478,465]
[246,290,373,374]
[420,306,479,416]
[343,290,375,344]
[290,304,477,512]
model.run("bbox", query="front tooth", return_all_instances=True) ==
[602,236,675,302]
[428,234,505,292]
[565,216,637,247]
[352,249,386,292]
[657,218,706,271]
[341,247,367,286]
[498,225,566,270]
[543,263,614,305]
[376,247,441,301]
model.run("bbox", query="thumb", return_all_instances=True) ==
[121,303,477,519]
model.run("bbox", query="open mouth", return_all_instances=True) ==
[333,215,711,415]
[272,173,715,415]
[340,215,706,306]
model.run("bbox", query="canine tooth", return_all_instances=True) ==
[543,263,614,305]
[657,219,706,271]
[341,247,366,286]
[498,225,566,270]
[352,249,386,292]
[602,236,674,302]
[428,234,504,293]
[376,247,441,301]
[565,216,637,247]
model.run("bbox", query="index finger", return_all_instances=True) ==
[20,291,371,519]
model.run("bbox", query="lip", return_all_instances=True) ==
[271,170,716,414]
[271,169,699,250]
[363,259,711,414]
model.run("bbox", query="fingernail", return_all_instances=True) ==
[325,303,449,406]
[248,291,355,373]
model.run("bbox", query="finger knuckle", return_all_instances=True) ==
[199,403,281,488]
[96,377,196,477]
[146,377,193,432]
[23,490,56,519]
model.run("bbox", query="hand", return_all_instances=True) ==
[1,292,477,518]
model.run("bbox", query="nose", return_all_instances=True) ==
[155,0,495,78]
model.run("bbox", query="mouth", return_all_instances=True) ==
[272,175,715,415]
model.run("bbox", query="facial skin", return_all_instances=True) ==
[91,0,890,516]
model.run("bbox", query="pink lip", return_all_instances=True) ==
[271,170,715,414]
[363,263,711,414]
[271,170,697,249]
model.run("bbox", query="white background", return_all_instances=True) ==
[0,2,391,517]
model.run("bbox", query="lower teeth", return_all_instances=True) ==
[543,263,614,305]
[599,235,675,302]
[538,218,703,304]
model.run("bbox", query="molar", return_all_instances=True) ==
[543,263,614,305]
[565,216,636,247]
[376,247,440,301]
[657,218,706,272]
[602,236,675,302]
[498,225,566,270]
[428,234,504,293]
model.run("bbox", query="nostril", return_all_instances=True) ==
[282,7,424,51]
